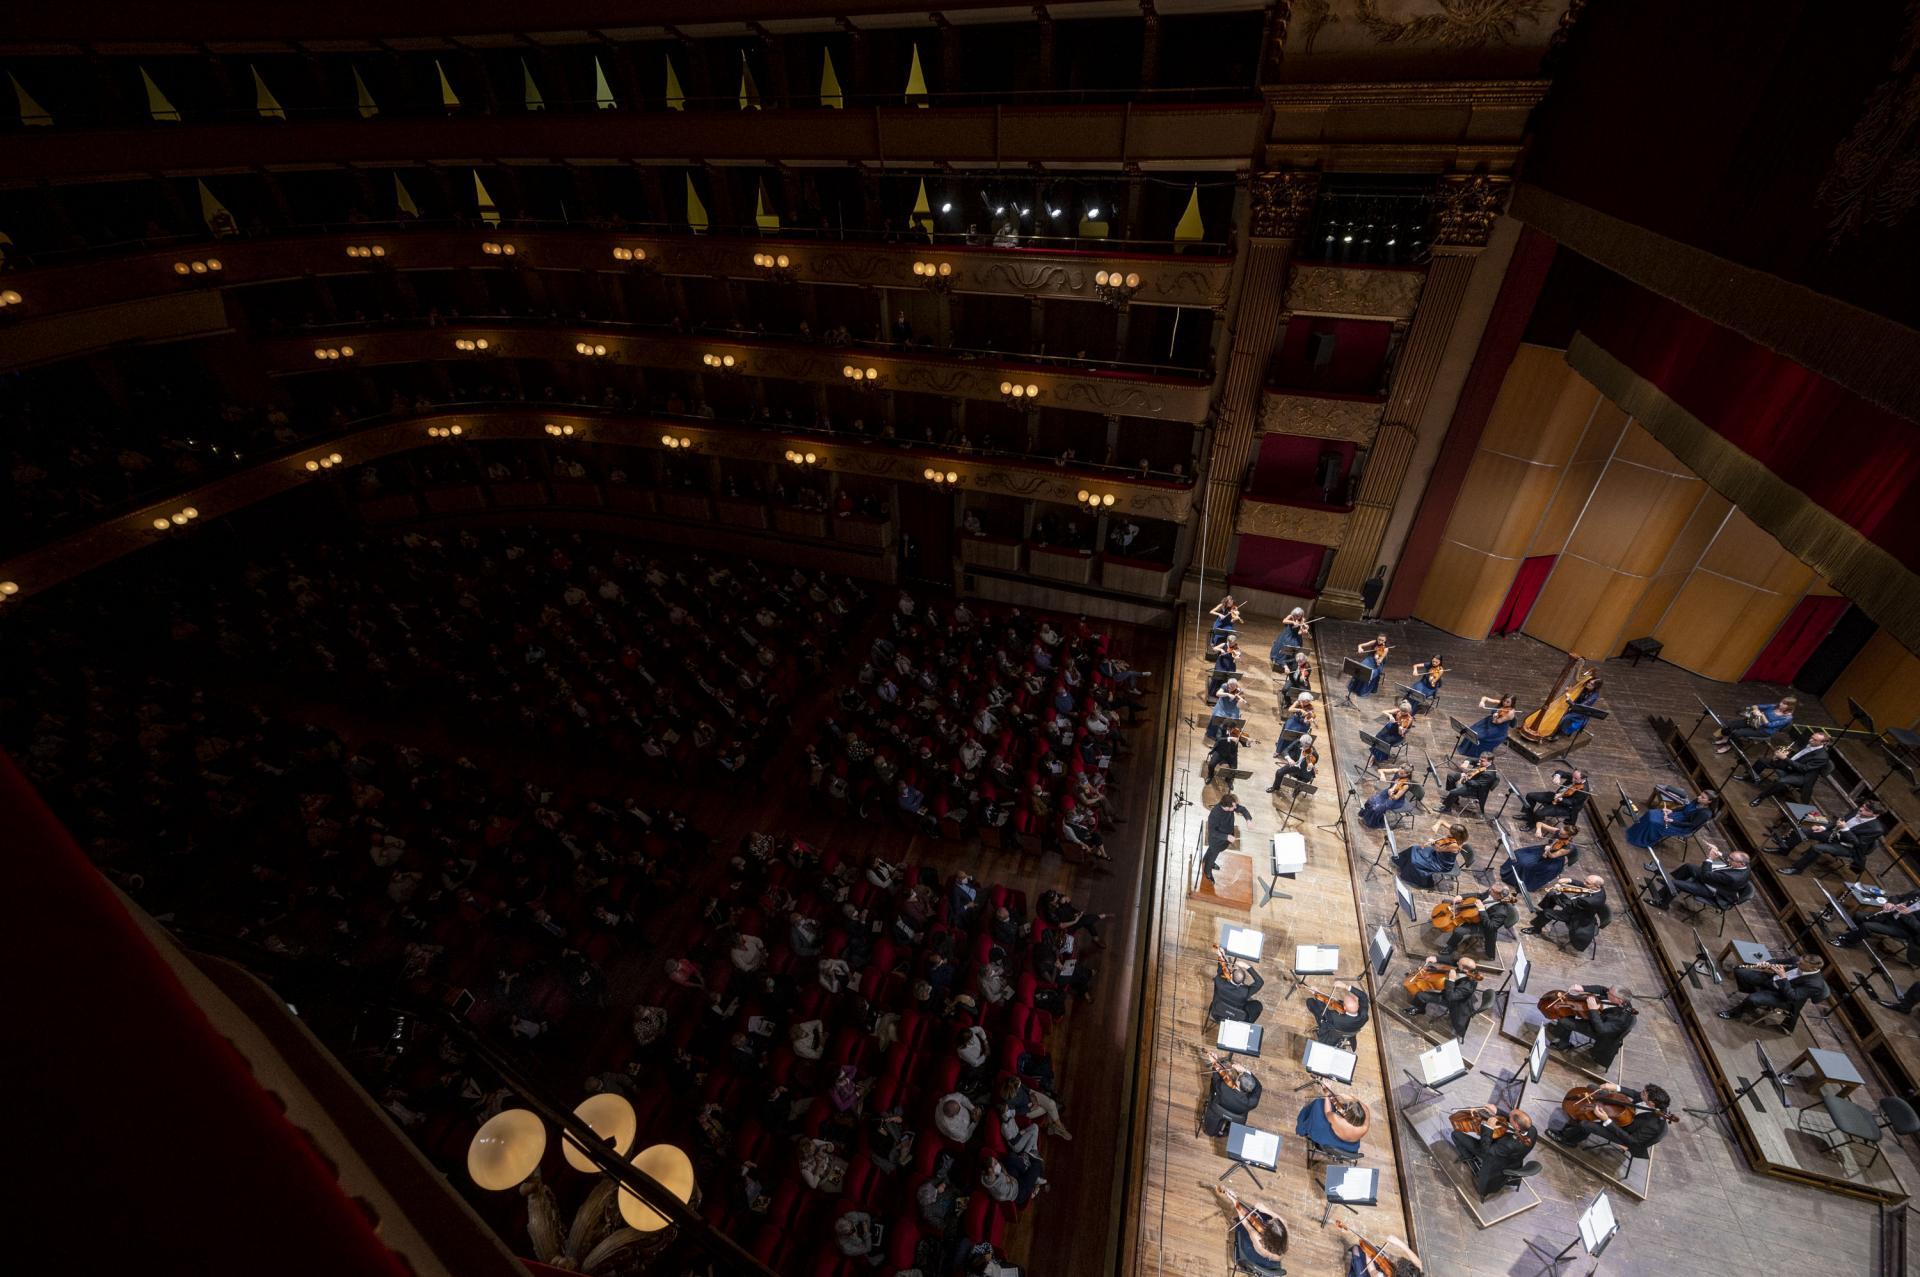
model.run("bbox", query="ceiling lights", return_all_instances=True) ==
[151,505,201,530]
[344,244,386,259]
[480,241,517,257]
[172,258,223,276]
[312,345,355,360]
[302,452,345,472]
[454,338,490,352]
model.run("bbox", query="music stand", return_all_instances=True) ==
[1637,849,1680,915]
[1396,682,1433,715]
[1405,1037,1469,1102]
[1338,657,1375,708]
[1359,730,1399,769]
[1303,1039,1358,1086]
[1529,1023,1551,1083]
[1225,1121,1282,1171]
[1275,777,1315,832]
[1447,715,1476,763]
[1364,824,1398,880]
[1262,831,1305,906]
[1528,1191,1618,1276]
[1686,1041,1785,1127]
[1321,1165,1379,1224]
[1369,927,1395,978]
[1837,698,1875,741]
[1689,695,1725,747]
[1395,877,1417,924]
[1498,777,1528,819]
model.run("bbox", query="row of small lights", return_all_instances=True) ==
[172,258,223,275]
[611,246,649,262]
[1077,489,1117,509]
[751,252,791,271]
[661,434,693,449]
[0,581,19,604]
[303,452,345,472]
[480,241,517,256]
[911,260,952,278]
[843,365,880,383]
[426,424,465,438]
[702,353,736,369]
[925,468,960,486]
[544,423,578,437]
[454,338,490,351]
[1000,381,1041,401]
[577,342,609,357]
[312,345,356,360]
[150,505,200,530]
[784,449,818,467]
[345,244,387,259]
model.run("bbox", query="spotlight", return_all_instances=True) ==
[940,202,952,213]
[1086,206,1101,219]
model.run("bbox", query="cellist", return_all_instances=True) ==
[1543,983,1636,1067]
[1449,1103,1536,1199]
[1406,954,1480,1040]
[1438,883,1517,962]
[1551,1080,1675,1154]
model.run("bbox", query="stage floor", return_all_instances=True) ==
[1135,612,1913,1277]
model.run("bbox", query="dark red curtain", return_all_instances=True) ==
[1743,594,1850,685]
[1491,555,1556,636]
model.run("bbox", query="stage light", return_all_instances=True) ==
[0,581,17,596]
[1086,206,1101,219]
[940,202,952,213]
[0,289,24,307]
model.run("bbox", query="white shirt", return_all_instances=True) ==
[934,1095,978,1142]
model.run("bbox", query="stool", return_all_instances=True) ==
[1621,637,1663,666]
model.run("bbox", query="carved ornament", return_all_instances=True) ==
[1259,391,1386,444]
[1432,173,1512,248]
[1234,497,1350,547]
[1284,263,1426,318]
[1249,170,1322,239]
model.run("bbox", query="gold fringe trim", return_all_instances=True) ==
[1568,333,1920,657]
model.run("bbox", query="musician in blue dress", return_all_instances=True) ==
[1360,767,1414,830]
[1206,636,1241,699]
[1625,790,1715,850]
[1281,692,1315,738]
[1269,607,1310,666]
[1558,676,1603,738]
[1368,706,1414,765]
[1392,820,1471,890]
[1206,679,1247,742]
[1710,696,1797,755]
[1208,595,1242,645]
[1501,827,1579,893]
[1458,694,1518,759]
[1295,1089,1369,1158]
[1347,635,1390,698]
[1408,656,1444,716]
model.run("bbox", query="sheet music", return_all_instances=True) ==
[1420,1037,1464,1083]
[1579,1192,1616,1253]
[1305,1040,1357,1082]
[1225,927,1264,959]
[1219,1020,1253,1050]
[1241,1129,1279,1165]
[1332,1168,1376,1201]
[1296,944,1339,973]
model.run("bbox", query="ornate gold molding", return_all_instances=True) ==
[1259,391,1387,444]
[1234,497,1350,547]
[1249,171,1323,239]
[1284,263,1426,318]
[1433,173,1513,248]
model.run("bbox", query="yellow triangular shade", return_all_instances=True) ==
[910,178,934,241]
[394,174,420,218]
[755,181,779,231]
[664,55,685,111]
[739,61,760,111]
[10,73,51,126]
[685,173,710,233]
[251,65,285,119]
[436,60,460,110]
[197,179,235,235]
[473,170,500,226]
[592,56,617,110]
[904,44,928,108]
[140,67,180,122]
[352,67,378,118]
[1173,184,1205,244]
[521,59,545,112]
[820,50,843,109]
[1078,215,1109,239]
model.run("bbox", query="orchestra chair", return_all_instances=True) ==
[1455,1149,1543,1199]
[1798,1091,1908,1169]
[1668,879,1754,937]
[1227,1230,1285,1277]
[1531,902,1608,961]
[1303,1135,1361,1172]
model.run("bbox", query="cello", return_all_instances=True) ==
[1562,1084,1678,1129]
[1537,988,1618,1020]
[1429,895,1484,932]
[1401,957,1483,999]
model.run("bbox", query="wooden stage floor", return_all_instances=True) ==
[1130,613,1914,1277]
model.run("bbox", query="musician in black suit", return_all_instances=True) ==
[1201,1053,1263,1136]
[1833,893,1920,965]
[1266,734,1318,793]
[1649,843,1749,910]
[1718,955,1829,1032]
[1744,731,1832,806]
[1438,885,1518,963]
[1205,726,1248,786]
[1519,768,1590,828]
[1450,1105,1537,1199]
[1307,985,1371,1047]
[1779,801,1887,875]
[1407,955,1481,1041]
[1545,984,1636,1067]
[1524,876,1610,951]
[1210,959,1265,1024]
[1437,757,1498,815]
[1551,1081,1673,1154]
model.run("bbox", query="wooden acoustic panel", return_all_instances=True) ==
[1823,629,1920,733]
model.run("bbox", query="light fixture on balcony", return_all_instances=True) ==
[344,244,387,259]
[152,505,202,531]
[172,258,224,277]
[0,580,19,603]
[1092,267,1142,308]
[576,342,609,358]
[911,260,953,293]
[998,380,1041,404]
[302,452,345,472]
[923,468,960,486]
[661,434,693,449]
[843,365,881,385]
[0,289,22,308]
[311,345,355,360]
[750,251,796,283]
[610,245,656,274]
[784,449,818,467]
[544,422,577,437]
[480,241,517,257]
[701,353,738,370]
[1076,489,1116,510]
[454,338,491,352]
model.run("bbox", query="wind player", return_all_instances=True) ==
[1438,884,1518,963]
[1201,1051,1263,1136]
[1407,954,1480,1041]
[1524,875,1610,952]
[1777,799,1887,876]
[1550,1080,1675,1154]
[1545,984,1636,1067]
[1740,730,1833,805]
[1647,841,1749,911]
[1450,1103,1537,1199]
[1209,953,1266,1025]
[1832,892,1920,965]
[1718,954,1829,1031]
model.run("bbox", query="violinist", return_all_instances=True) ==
[1719,954,1828,1031]
[1209,953,1266,1024]
[1307,984,1371,1047]
[1437,756,1499,816]
[1519,768,1590,828]
[1348,635,1391,698]
[1458,694,1519,760]
[1206,723,1253,786]
[1558,675,1603,738]
[1269,606,1311,664]
[1208,595,1242,642]
[1501,824,1579,894]
[1649,842,1748,912]
[1543,984,1636,1067]
[1266,733,1319,794]
[1409,656,1444,715]
[1205,635,1241,699]
[1524,875,1609,952]
[1832,892,1920,965]
[1281,692,1316,737]
[1406,954,1481,1040]
[1624,788,1715,850]
[1205,679,1247,742]
[1201,1050,1264,1136]
[1360,767,1416,831]
[1551,1080,1674,1154]
[1336,1220,1423,1276]
[1295,1084,1370,1157]
[1212,1183,1289,1275]
[1438,883,1517,962]
[1368,705,1415,765]
[1392,820,1471,890]
[1449,1103,1537,1199]
[1283,650,1314,697]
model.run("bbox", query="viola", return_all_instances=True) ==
[1213,944,1236,980]
[1430,897,1484,932]
[1203,1049,1237,1088]
[1333,1220,1397,1277]
[1543,879,1601,898]
[1562,1085,1676,1128]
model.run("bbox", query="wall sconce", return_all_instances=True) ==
[611,246,649,263]
[661,434,693,449]
[1093,267,1142,308]
[454,338,491,352]
[345,244,387,259]
[999,381,1040,404]
[701,353,738,370]
[481,241,517,257]
[911,260,953,292]
[1076,489,1116,509]
[311,345,355,360]
[923,468,960,486]
[544,423,577,437]
[427,424,465,438]
[171,258,224,277]
[0,289,22,309]
[152,505,201,530]
[784,449,818,467]
[575,342,609,358]
[751,251,796,283]
[302,452,345,472]
[0,580,18,604]
[843,365,881,385]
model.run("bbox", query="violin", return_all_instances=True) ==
[1333,1219,1398,1276]
[1556,778,1589,801]
[1214,945,1238,980]
[1563,1084,1677,1128]
[1402,959,1483,998]
[1450,1106,1512,1140]
[1542,879,1601,898]
[1388,776,1412,801]
[1298,744,1320,770]
[1202,1048,1238,1088]
[1537,989,1624,1021]
[1430,896,1484,932]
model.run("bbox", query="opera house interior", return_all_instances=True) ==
[8,2,1920,1275]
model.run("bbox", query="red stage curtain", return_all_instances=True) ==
[1491,555,1555,636]
[1743,594,1849,685]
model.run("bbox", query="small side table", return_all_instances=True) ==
[1785,1046,1866,1099]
